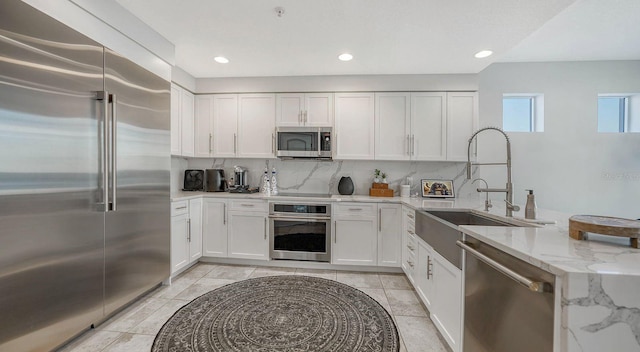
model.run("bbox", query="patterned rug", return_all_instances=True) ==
[152,275,399,352]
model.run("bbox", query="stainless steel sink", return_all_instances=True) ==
[424,210,518,227]
[416,210,528,269]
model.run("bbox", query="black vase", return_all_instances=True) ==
[338,176,354,195]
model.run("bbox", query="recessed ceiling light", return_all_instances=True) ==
[214,56,229,64]
[338,53,353,61]
[474,50,493,59]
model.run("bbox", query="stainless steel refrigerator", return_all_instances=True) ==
[0,1,171,351]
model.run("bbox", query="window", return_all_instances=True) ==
[502,94,544,132]
[597,94,639,133]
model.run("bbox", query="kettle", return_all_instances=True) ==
[205,169,227,192]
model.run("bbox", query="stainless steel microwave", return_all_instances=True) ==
[276,127,332,159]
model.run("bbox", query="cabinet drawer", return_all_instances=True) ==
[407,233,417,254]
[229,199,267,213]
[405,248,417,270]
[171,200,189,216]
[334,203,377,216]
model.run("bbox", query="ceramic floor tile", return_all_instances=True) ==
[173,278,237,301]
[101,333,155,352]
[399,335,408,352]
[205,264,256,280]
[336,271,383,289]
[380,273,412,290]
[99,297,169,333]
[151,276,198,299]
[386,289,428,317]
[249,266,297,278]
[394,316,448,352]
[294,268,337,280]
[128,299,187,335]
[57,330,122,352]
[179,263,217,279]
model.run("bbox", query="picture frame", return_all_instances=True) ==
[421,179,455,198]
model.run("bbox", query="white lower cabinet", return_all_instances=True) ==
[332,203,378,265]
[430,250,462,352]
[202,198,228,257]
[416,239,435,310]
[377,203,401,267]
[170,199,202,275]
[227,200,268,260]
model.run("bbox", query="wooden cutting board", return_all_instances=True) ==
[569,215,640,248]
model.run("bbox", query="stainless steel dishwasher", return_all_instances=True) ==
[457,237,555,352]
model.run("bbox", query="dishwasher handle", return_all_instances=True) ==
[456,240,552,293]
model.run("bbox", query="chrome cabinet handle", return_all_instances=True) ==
[187,218,191,242]
[272,133,275,154]
[233,133,237,154]
[348,208,363,211]
[378,208,382,231]
[175,206,187,210]
[223,203,226,224]
[334,221,337,243]
[209,133,212,154]
[456,241,552,293]
[304,110,308,124]
[427,256,433,279]
[407,213,414,219]
[407,244,415,251]
[264,217,267,240]
[408,260,414,268]
[407,134,411,156]
[411,135,415,156]
[240,204,255,207]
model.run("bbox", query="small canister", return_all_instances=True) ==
[401,185,410,197]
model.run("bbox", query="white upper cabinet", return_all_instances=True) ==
[334,93,375,160]
[212,94,238,158]
[412,92,447,161]
[276,93,334,127]
[375,93,411,161]
[446,92,478,161]
[194,95,214,157]
[238,94,276,158]
[170,83,194,157]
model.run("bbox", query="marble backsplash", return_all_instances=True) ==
[176,157,477,199]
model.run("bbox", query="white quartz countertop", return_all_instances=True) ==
[171,191,640,277]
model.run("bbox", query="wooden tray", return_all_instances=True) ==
[569,215,640,248]
[369,188,394,197]
[371,183,389,189]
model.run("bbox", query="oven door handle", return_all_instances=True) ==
[269,215,330,222]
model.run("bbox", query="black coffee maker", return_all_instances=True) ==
[205,169,227,192]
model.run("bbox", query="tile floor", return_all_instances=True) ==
[58,264,450,352]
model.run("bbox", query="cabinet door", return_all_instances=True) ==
[377,204,402,267]
[194,95,214,157]
[334,93,375,160]
[202,199,228,257]
[276,93,304,126]
[170,84,181,155]
[446,92,478,161]
[228,211,268,260]
[212,94,238,157]
[305,93,334,126]
[188,198,203,263]
[180,89,195,157]
[332,217,377,266]
[412,92,446,160]
[416,240,435,310]
[170,213,189,274]
[375,93,411,161]
[431,253,463,352]
[238,94,276,158]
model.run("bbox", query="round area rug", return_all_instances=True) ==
[152,275,399,352]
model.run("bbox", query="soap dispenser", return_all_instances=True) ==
[525,190,537,219]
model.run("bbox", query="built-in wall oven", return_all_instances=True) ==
[269,202,331,262]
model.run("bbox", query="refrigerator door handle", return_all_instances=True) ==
[109,93,117,211]
[97,91,110,212]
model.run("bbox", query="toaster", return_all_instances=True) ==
[183,170,204,191]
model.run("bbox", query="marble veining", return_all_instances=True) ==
[565,275,640,346]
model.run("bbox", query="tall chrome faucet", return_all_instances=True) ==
[466,127,520,217]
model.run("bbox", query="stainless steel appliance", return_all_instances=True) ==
[269,202,332,262]
[234,165,248,187]
[0,1,170,350]
[276,127,332,159]
[457,237,554,352]
[205,169,227,192]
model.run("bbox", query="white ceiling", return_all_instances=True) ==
[114,0,639,78]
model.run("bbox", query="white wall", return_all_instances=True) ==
[196,74,478,93]
[478,61,640,219]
